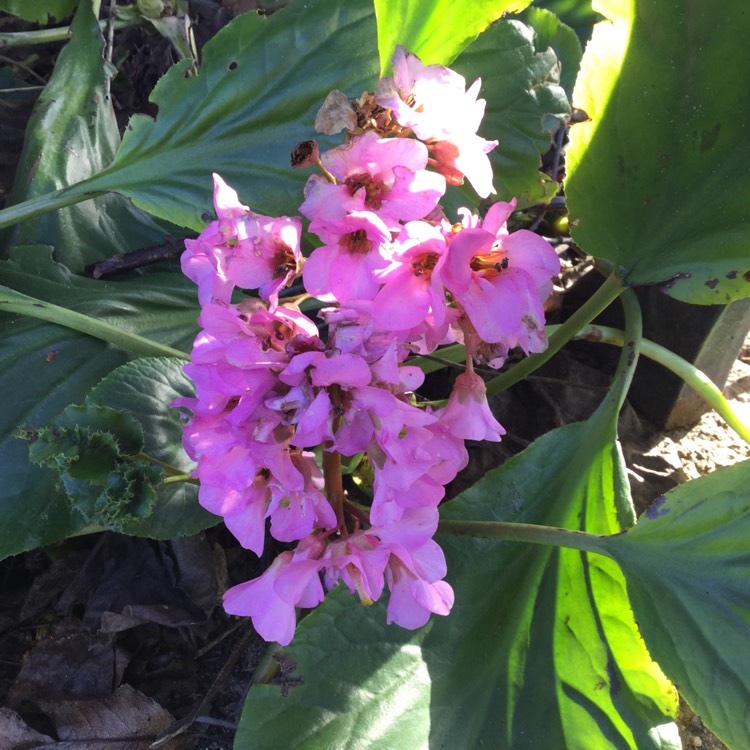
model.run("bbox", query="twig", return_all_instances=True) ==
[195,716,237,730]
[195,621,241,658]
[150,624,256,748]
[84,238,188,278]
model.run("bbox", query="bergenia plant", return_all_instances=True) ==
[175,47,560,643]
[1,1,749,749]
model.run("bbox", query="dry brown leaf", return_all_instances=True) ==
[0,707,53,749]
[40,684,180,749]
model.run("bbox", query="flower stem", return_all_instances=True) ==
[0,17,140,48]
[485,271,625,396]
[0,285,190,359]
[438,519,613,557]
[570,324,750,444]
[323,448,346,532]
[162,474,198,485]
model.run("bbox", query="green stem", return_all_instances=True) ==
[605,286,642,413]
[162,474,197,485]
[0,286,189,359]
[485,272,625,396]
[0,186,105,231]
[409,343,465,374]
[135,452,191,478]
[0,18,140,48]
[438,519,613,557]
[572,324,750,445]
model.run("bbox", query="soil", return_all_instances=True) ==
[1,4,749,748]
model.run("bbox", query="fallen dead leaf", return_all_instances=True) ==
[39,684,180,749]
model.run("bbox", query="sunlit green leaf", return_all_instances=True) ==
[602,460,750,749]
[566,0,750,304]
[32,0,569,232]
[0,0,77,24]
[374,0,532,74]
[70,0,381,231]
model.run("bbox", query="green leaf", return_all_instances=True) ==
[601,460,750,749]
[40,0,568,231]
[532,0,601,45]
[86,357,215,538]
[0,247,199,560]
[2,0,173,272]
[565,0,750,304]
[0,0,77,24]
[373,0,532,74]
[69,0,382,231]
[520,6,582,95]
[23,403,161,533]
[236,403,679,748]
[449,19,570,208]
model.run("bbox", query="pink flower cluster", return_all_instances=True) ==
[175,49,560,645]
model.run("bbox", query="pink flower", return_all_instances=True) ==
[266,452,338,542]
[223,536,325,645]
[300,132,445,228]
[375,47,498,198]
[439,369,505,442]
[322,531,390,605]
[182,175,302,308]
[442,205,559,350]
[302,210,392,303]
[385,540,454,629]
[371,221,449,331]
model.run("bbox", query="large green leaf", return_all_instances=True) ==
[2,0,173,273]
[235,390,680,748]
[566,0,750,304]
[69,0,381,231]
[0,0,77,24]
[28,0,568,232]
[601,460,750,749]
[0,247,199,560]
[373,0,532,74]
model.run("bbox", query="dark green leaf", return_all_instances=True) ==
[602,460,750,749]
[566,0,750,304]
[373,0,532,74]
[0,246,199,560]
[520,6,582,94]
[236,402,679,748]
[55,1,569,230]
[86,357,215,539]
[449,19,570,209]
[532,0,601,45]
[0,0,77,24]
[2,0,175,272]
[23,403,161,533]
